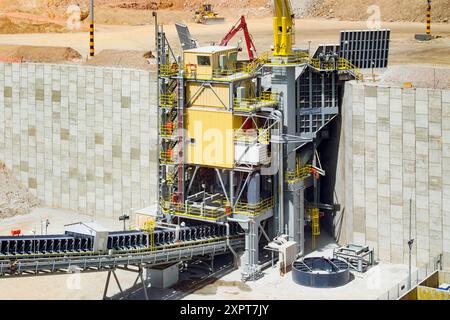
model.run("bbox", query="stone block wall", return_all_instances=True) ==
[337,81,450,268]
[0,62,158,218]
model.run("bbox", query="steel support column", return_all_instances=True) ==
[271,65,303,253]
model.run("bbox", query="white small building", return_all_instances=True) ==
[64,222,109,252]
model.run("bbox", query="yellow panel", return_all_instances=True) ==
[134,214,155,229]
[417,286,450,300]
[185,109,242,168]
[184,52,213,77]
[183,47,239,78]
[186,83,230,109]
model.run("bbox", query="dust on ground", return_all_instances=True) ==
[304,0,450,22]
[85,49,155,71]
[193,279,252,295]
[0,15,66,34]
[0,0,270,28]
[0,18,449,69]
[0,161,40,219]
[2,0,450,28]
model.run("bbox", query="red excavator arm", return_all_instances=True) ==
[220,15,257,61]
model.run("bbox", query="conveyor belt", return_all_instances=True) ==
[0,223,241,257]
[0,237,244,278]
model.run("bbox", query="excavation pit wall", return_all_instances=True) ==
[0,62,158,218]
[335,81,450,269]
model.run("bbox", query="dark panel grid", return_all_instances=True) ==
[339,29,390,69]
[296,69,339,135]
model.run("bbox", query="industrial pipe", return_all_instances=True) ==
[273,110,284,235]
[225,222,239,264]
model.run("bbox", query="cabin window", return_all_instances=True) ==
[197,55,211,66]
[229,52,238,64]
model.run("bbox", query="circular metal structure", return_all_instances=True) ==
[292,257,350,288]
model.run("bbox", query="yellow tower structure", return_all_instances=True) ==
[273,0,295,57]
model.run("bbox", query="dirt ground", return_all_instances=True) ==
[1,0,449,27]
[0,17,448,67]
[84,49,155,70]
[305,0,450,22]
[0,0,270,29]
[0,44,81,62]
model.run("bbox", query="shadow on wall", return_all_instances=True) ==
[318,110,345,244]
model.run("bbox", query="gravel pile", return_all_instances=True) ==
[0,161,40,219]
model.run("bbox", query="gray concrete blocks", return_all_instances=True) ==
[0,62,157,218]
[340,81,449,268]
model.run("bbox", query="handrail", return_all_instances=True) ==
[160,124,176,138]
[159,93,176,108]
[170,202,231,221]
[233,91,279,112]
[234,128,270,145]
[285,165,313,184]
[160,151,174,164]
[234,197,275,217]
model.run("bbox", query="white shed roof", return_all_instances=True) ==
[134,204,158,217]
[184,45,237,54]
[64,221,109,235]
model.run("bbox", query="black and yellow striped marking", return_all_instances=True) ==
[89,22,95,57]
[426,3,431,35]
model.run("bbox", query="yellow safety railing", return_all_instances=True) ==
[337,58,363,79]
[159,64,179,77]
[261,51,362,79]
[183,67,256,81]
[285,164,313,184]
[160,151,174,164]
[170,202,231,221]
[233,91,279,112]
[308,57,362,79]
[234,128,271,145]
[260,91,278,102]
[258,128,270,145]
[234,197,274,217]
[159,93,176,108]
[160,124,175,138]
[309,58,336,71]
[160,198,171,214]
[234,129,257,143]
[308,207,320,249]
[166,171,175,184]
[263,51,310,66]
[142,220,156,251]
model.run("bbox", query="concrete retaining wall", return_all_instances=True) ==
[336,81,450,268]
[0,62,158,218]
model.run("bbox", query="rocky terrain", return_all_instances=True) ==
[0,161,40,219]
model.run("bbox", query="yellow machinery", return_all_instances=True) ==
[143,220,156,251]
[309,208,320,249]
[194,3,225,25]
[273,0,295,56]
